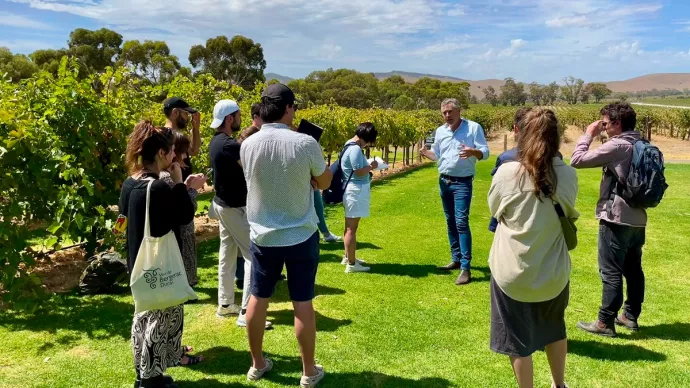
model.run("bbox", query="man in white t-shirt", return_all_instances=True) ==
[240,84,332,387]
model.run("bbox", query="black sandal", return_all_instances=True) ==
[181,345,193,355]
[177,354,204,367]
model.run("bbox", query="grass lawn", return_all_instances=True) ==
[2,160,690,388]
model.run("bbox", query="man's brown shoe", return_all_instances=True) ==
[615,314,640,332]
[437,262,461,271]
[577,320,616,337]
[455,270,471,285]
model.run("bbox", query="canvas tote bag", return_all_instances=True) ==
[130,179,197,313]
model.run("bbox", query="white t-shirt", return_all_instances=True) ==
[240,123,327,247]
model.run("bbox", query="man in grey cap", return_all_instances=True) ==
[240,84,332,387]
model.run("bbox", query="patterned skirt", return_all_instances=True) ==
[131,305,184,379]
[179,220,197,287]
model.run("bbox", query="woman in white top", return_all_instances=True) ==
[488,108,579,388]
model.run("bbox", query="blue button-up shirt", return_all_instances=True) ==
[432,119,489,177]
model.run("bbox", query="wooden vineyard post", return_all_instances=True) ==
[644,116,652,141]
[504,133,508,152]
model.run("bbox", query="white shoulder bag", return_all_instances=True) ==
[130,179,197,313]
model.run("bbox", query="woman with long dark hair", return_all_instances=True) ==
[488,108,579,388]
[119,120,206,388]
[159,131,199,288]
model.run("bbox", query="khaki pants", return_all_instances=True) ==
[211,202,252,309]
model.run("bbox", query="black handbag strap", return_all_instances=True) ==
[339,142,358,189]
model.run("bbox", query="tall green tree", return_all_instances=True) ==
[0,48,38,82]
[561,76,585,104]
[189,35,266,89]
[120,40,181,84]
[585,82,612,103]
[529,82,545,105]
[68,28,123,74]
[483,86,499,106]
[544,82,560,105]
[30,49,69,76]
[499,78,527,106]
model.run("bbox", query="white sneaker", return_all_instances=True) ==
[345,262,371,273]
[323,233,342,243]
[300,365,325,387]
[341,257,366,265]
[236,314,273,329]
[247,356,273,381]
[216,304,241,317]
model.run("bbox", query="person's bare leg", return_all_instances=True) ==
[343,218,360,265]
[247,295,269,368]
[545,339,567,387]
[293,300,317,376]
[510,355,534,388]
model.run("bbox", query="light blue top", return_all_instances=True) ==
[240,123,327,247]
[341,142,370,185]
[431,119,490,177]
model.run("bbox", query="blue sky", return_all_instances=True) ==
[1,0,689,83]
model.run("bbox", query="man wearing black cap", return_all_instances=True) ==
[240,84,332,387]
[163,97,201,180]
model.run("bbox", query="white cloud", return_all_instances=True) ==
[3,0,687,83]
[601,41,644,59]
[401,36,473,58]
[447,7,466,17]
[0,12,53,29]
[546,15,589,28]
[545,2,662,29]
[609,4,662,17]
[498,39,525,58]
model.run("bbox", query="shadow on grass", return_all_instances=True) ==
[368,263,491,281]
[320,372,452,388]
[267,309,352,332]
[320,241,381,252]
[190,283,345,306]
[568,339,666,362]
[625,322,690,342]
[177,379,249,388]
[369,263,439,278]
[0,293,132,346]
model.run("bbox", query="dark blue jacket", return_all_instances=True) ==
[488,148,518,232]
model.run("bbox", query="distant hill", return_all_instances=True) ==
[265,70,690,99]
[605,73,690,93]
[373,71,467,83]
[264,73,294,84]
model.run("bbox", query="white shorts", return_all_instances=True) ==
[344,183,371,219]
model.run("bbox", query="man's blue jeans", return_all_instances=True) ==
[439,176,473,270]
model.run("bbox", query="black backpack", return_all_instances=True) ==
[323,142,357,204]
[78,252,128,295]
[609,138,668,208]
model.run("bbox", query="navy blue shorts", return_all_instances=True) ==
[250,232,320,302]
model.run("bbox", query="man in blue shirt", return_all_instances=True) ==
[420,98,489,285]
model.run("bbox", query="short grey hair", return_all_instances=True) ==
[441,98,461,110]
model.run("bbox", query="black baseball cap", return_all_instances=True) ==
[261,84,300,105]
[163,97,198,114]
